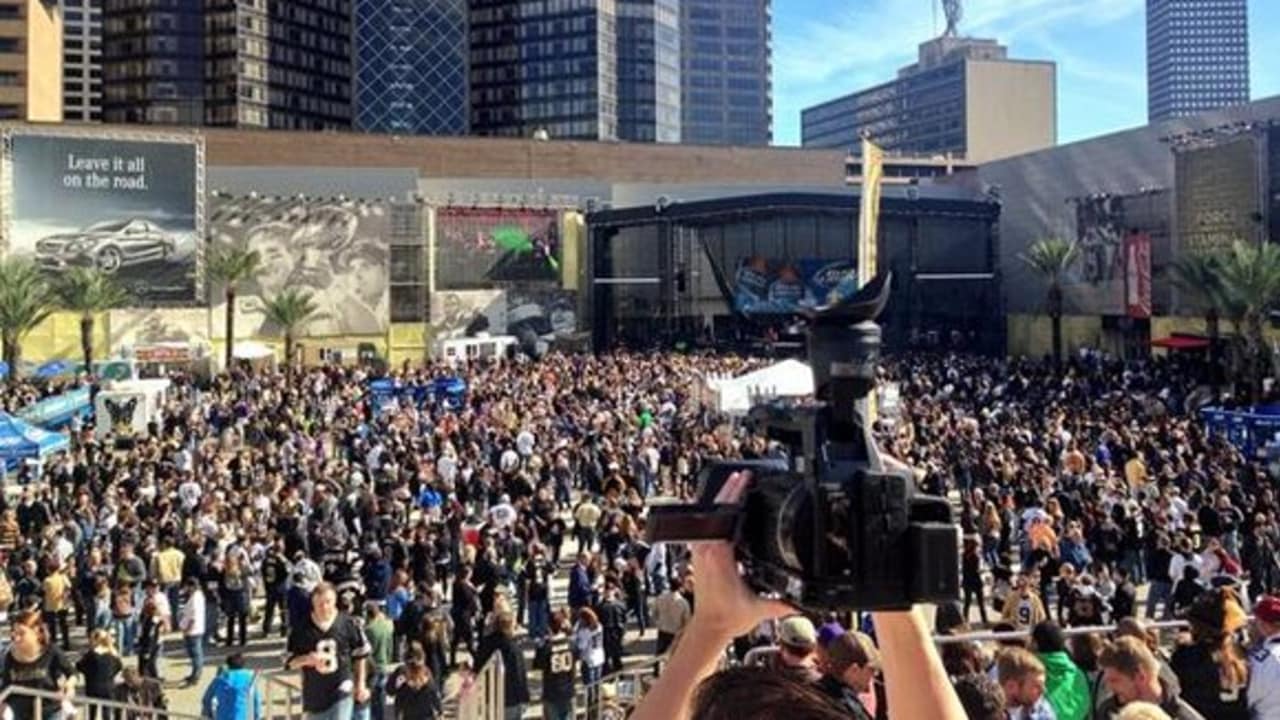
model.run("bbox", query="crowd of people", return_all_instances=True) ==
[0,347,1277,720]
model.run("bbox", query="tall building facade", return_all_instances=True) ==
[680,0,770,146]
[101,0,204,124]
[103,0,352,129]
[801,37,1056,163]
[616,0,679,143]
[354,0,468,135]
[1147,0,1249,122]
[0,0,63,121]
[61,0,101,122]
[469,0,617,140]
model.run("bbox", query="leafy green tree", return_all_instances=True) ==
[262,288,319,376]
[55,267,129,374]
[206,243,262,370]
[1019,237,1080,368]
[0,259,54,382]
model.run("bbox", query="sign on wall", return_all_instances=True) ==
[208,196,391,336]
[4,131,203,303]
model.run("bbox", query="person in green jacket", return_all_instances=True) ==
[1032,621,1092,720]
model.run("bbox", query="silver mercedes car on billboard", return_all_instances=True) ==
[35,218,175,273]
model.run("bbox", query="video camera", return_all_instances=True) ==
[647,273,959,611]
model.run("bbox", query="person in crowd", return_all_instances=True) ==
[363,603,394,720]
[1169,588,1250,720]
[995,647,1056,720]
[954,673,1008,720]
[769,615,824,685]
[654,575,692,656]
[535,609,578,720]
[75,629,122,720]
[1097,637,1204,719]
[286,582,371,720]
[0,609,77,720]
[573,606,607,687]
[1247,595,1280,720]
[201,653,263,720]
[178,575,207,688]
[136,598,163,680]
[41,558,72,652]
[475,611,531,720]
[1030,621,1091,720]
[1004,573,1048,628]
[388,644,441,720]
[963,535,991,626]
[816,630,881,720]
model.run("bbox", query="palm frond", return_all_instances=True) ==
[55,267,130,314]
[262,288,320,336]
[0,259,55,338]
[1019,237,1079,283]
[206,243,263,293]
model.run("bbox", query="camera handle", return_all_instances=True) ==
[646,504,740,543]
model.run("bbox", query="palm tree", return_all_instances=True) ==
[1168,251,1226,385]
[262,288,319,376]
[55,267,130,374]
[0,259,54,382]
[1208,240,1280,404]
[206,243,262,371]
[1019,237,1079,368]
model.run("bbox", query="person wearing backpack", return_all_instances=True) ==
[201,653,262,720]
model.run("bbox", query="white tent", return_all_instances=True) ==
[232,341,275,360]
[707,359,814,414]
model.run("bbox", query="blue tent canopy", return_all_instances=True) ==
[0,412,70,471]
[34,360,71,379]
[0,361,8,379]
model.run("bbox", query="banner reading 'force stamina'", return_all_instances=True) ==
[5,132,202,302]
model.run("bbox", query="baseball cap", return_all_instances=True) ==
[817,621,846,647]
[1256,596,1280,625]
[778,615,817,649]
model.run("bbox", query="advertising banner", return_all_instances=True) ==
[431,287,577,347]
[1125,231,1152,319]
[208,196,390,336]
[17,387,91,428]
[5,132,202,302]
[435,208,561,290]
[731,257,856,315]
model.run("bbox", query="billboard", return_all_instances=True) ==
[4,131,202,303]
[1175,136,1262,255]
[208,196,390,336]
[435,208,561,290]
[730,257,856,315]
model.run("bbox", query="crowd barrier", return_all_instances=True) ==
[457,653,506,720]
[0,685,205,720]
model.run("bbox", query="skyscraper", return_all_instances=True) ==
[469,0,618,141]
[0,0,62,122]
[801,36,1056,162]
[616,0,680,143]
[103,0,353,129]
[355,0,468,135]
[101,0,204,125]
[680,0,771,146]
[1147,0,1249,122]
[61,0,102,122]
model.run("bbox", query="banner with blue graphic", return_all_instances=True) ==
[731,257,857,315]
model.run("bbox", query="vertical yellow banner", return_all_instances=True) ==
[858,136,884,288]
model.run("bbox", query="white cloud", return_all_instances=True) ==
[774,0,1144,144]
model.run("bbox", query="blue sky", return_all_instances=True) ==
[773,0,1280,146]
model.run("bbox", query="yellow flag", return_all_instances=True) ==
[858,136,884,287]
[858,136,884,425]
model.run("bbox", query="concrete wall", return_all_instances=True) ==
[974,96,1280,316]
[1006,314,1104,359]
[965,60,1056,163]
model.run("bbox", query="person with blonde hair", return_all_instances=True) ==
[77,628,124,719]
[995,647,1054,719]
[1115,701,1172,720]
[1098,637,1204,719]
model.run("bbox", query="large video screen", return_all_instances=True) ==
[435,208,561,289]
[6,132,201,303]
[1176,136,1261,255]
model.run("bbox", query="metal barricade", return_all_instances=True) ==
[0,685,206,720]
[261,670,305,720]
[457,653,505,720]
[933,619,1193,645]
[574,663,664,720]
